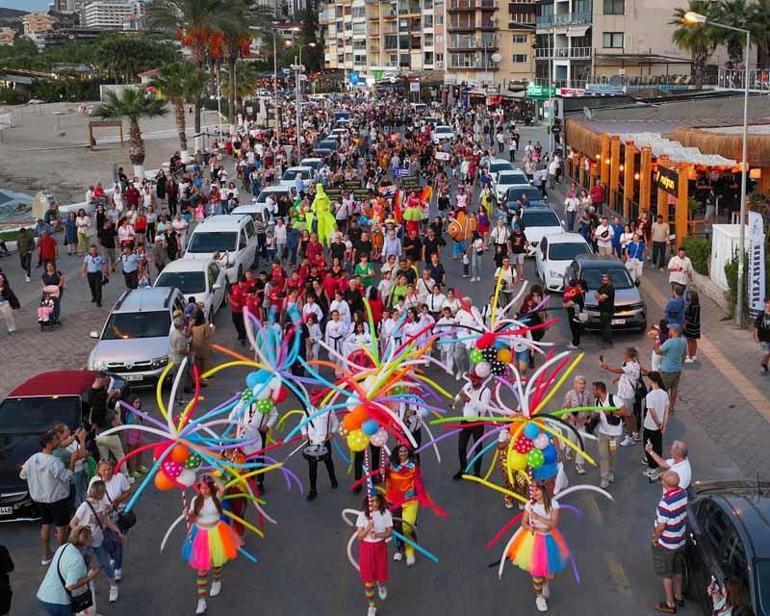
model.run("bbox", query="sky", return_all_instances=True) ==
[1,1,48,11]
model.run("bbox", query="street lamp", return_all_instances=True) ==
[295,42,316,161]
[685,10,750,327]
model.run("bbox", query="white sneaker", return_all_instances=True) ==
[575,465,586,475]
[25,275,31,282]
[210,580,221,597]
[600,479,610,489]
[196,598,207,614]
[377,583,388,600]
[41,557,52,566]
[567,343,579,350]
[114,567,122,581]
[367,607,377,616]
[504,501,514,509]
[393,551,403,562]
[536,594,549,612]
[109,585,119,602]
[619,435,635,447]
[406,553,415,567]
[608,473,615,483]
[684,357,694,364]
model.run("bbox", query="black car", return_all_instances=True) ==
[0,370,127,521]
[684,481,770,615]
[562,254,647,331]
[506,185,547,214]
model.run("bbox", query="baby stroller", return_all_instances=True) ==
[38,285,60,330]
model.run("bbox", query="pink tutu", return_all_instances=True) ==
[182,521,241,571]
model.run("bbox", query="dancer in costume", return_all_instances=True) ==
[503,482,570,613]
[301,404,339,502]
[356,493,393,616]
[182,475,242,615]
[311,183,336,247]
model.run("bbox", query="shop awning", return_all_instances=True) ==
[617,131,737,166]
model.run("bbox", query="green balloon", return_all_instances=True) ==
[470,349,483,364]
[527,449,545,469]
[257,399,274,414]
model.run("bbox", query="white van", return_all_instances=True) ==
[183,215,258,284]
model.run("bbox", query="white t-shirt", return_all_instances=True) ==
[668,458,692,490]
[596,393,624,437]
[668,256,693,286]
[74,499,109,547]
[89,473,130,510]
[643,388,669,430]
[526,498,560,531]
[617,361,640,400]
[595,223,614,248]
[356,510,393,543]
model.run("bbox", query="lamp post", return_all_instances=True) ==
[295,42,316,161]
[684,11,750,327]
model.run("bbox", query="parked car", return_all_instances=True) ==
[87,287,186,383]
[312,147,333,159]
[535,232,593,292]
[154,258,226,323]
[562,254,647,331]
[254,186,288,209]
[518,207,563,256]
[0,371,129,522]
[506,185,547,212]
[683,480,770,616]
[484,158,515,184]
[300,157,324,173]
[184,215,259,284]
[494,169,530,202]
[279,166,314,190]
[318,138,339,151]
[431,125,455,144]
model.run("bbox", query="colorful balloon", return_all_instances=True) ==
[497,348,513,363]
[475,332,496,349]
[534,433,550,450]
[514,435,534,453]
[469,349,483,364]
[245,370,270,389]
[527,448,545,469]
[184,453,202,470]
[542,444,558,464]
[257,399,274,414]
[347,429,369,452]
[507,451,528,471]
[154,470,176,491]
[272,386,289,403]
[474,361,492,378]
[361,419,380,436]
[523,423,541,440]
[177,468,197,487]
[170,444,189,464]
[370,428,389,447]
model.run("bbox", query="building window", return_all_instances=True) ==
[424,33,433,46]
[512,54,528,63]
[435,14,443,25]
[602,32,624,48]
[423,15,433,28]
[424,0,433,8]
[424,51,434,64]
[435,34,444,44]
[511,34,528,44]
[603,0,624,14]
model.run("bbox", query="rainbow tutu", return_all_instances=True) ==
[506,528,571,578]
[182,521,242,571]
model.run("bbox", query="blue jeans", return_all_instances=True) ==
[70,470,86,509]
[566,210,575,232]
[40,601,73,616]
[452,240,467,259]
[91,543,115,579]
[471,251,482,279]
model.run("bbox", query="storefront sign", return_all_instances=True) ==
[409,80,420,92]
[748,210,767,315]
[654,166,679,197]
[525,83,557,99]
[558,87,585,97]
[584,83,625,96]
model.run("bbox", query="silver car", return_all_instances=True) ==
[87,287,186,384]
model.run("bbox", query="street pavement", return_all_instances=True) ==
[2,125,767,615]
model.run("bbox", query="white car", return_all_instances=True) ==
[535,232,594,292]
[154,258,226,322]
[519,207,563,257]
[183,215,258,284]
[279,166,314,190]
[300,157,324,173]
[494,169,530,202]
[431,125,455,144]
[485,158,516,184]
[255,185,288,207]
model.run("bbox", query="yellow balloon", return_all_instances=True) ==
[347,430,368,452]
[507,451,528,471]
[497,348,513,364]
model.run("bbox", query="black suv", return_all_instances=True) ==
[684,481,770,615]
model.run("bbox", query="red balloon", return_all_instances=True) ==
[475,332,496,349]
[272,386,289,403]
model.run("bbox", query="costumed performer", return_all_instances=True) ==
[496,430,527,510]
[356,493,393,616]
[311,183,336,247]
[301,404,339,502]
[504,482,570,613]
[182,474,242,615]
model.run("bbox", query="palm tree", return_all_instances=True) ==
[714,0,752,67]
[93,88,168,180]
[750,0,770,67]
[671,1,717,87]
[221,60,261,114]
[149,61,206,162]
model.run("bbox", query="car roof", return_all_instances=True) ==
[489,158,512,165]
[113,287,179,313]
[191,214,249,231]
[435,125,452,130]
[284,166,312,173]
[8,370,97,398]
[301,158,323,163]
[157,259,210,274]
[574,254,623,268]
[258,186,289,193]
[544,232,590,244]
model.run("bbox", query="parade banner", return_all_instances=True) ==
[748,210,766,315]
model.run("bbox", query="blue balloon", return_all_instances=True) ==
[532,462,557,481]
[523,423,541,440]
[361,419,380,436]
[494,339,506,350]
[246,370,270,389]
[543,445,558,464]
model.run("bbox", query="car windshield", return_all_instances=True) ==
[582,267,635,290]
[282,169,310,181]
[0,396,80,433]
[101,311,171,340]
[507,187,541,202]
[490,162,513,174]
[156,271,206,294]
[499,172,528,185]
[435,127,452,133]
[522,211,560,227]
[757,559,770,615]
[549,242,590,261]
[257,190,286,203]
[187,231,237,253]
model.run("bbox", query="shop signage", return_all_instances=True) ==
[409,80,420,92]
[654,166,678,197]
[584,83,625,96]
[348,71,360,85]
[525,83,557,99]
[748,210,767,315]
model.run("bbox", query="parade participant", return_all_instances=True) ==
[561,376,591,475]
[562,278,586,349]
[453,371,491,480]
[301,404,339,501]
[504,482,570,612]
[228,390,278,497]
[355,493,393,616]
[591,381,628,489]
[182,474,242,615]
[311,184,336,246]
[325,310,348,374]
[496,430,527,509]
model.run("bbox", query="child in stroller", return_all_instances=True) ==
[38,285,60,330]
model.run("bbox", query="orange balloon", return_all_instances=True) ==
[341,413,358,431]
[497,349,513,364]
[347,406,369,430]
[154,470,176,491]
[170,444,190,464]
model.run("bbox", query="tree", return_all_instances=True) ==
[149,61,206,161]
[713,0,752,67]
[221,60,260,113]
[296,7,322,73]
[93,88,168,179]
[750,0,770,67]
[94,35,177,83]
[671,1,717,87]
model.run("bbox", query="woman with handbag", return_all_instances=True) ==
[69,480,122,603]
[562,279,586,349]
[90,461,133,581]
[37,526,99,616]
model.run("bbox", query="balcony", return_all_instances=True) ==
[535,11,591,29]
[448,33,498,50]
[448,0,497,10]
[448,16,475,29]
[448,53,499,70]
[534,46,592,59]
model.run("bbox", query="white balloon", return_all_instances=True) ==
[370,428,388,447]
[475,361,492,378]
[177,468,197,487]
[534,433,550,450]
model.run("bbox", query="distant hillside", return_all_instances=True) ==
[0,8,28,19]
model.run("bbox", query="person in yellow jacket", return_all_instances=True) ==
[311,184,336,247]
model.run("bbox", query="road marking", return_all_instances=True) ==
[641,279,770,420]
[605,552,632,596]
[583,492,604,527]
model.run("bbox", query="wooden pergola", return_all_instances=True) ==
[87,119,123,150]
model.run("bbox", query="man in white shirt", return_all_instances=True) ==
[453,298,482,380]
[645,439,691,490]
[330,291,352,329]
[301,405,339,501]
[594,216,615,256]
[453,372,491,480]
[592,381,629,489]
[667,247,693,293]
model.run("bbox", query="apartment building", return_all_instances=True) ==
[0,27,15,46]
[22,13,56,36]
[534,0,690,90]
[81,0,144,30]
[444,0,498,85]
[497,0,536,87]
